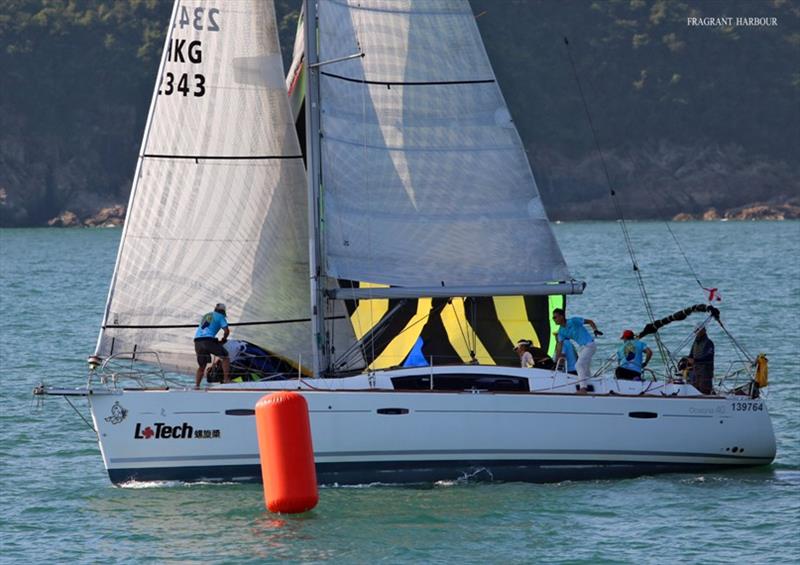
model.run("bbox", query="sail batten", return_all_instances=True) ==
[320,71,495,86]
[141,154,304,160]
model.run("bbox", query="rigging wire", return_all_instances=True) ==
[562,36,676,374]
[619,149,756,365]
[353,10,379,371]
[64,396,97,433]
[622,146,719,300]
[663,219,707,291]
[718,322,755,364]
[335,299,448,370]
[470,299,479,360]
[447,298,476,362]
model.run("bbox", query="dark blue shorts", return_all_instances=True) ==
[194,338,228,366]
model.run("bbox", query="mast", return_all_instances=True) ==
[305,0,327,377]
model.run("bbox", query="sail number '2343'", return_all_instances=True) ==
[159,7,221,98]
[175,6,220,32]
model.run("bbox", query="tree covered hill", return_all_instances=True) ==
[1,0,798,226]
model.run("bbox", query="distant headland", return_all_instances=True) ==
[1,1,797,227]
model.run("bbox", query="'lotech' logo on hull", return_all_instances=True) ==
[133,422,221,439]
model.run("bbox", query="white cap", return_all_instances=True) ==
[215,303,227,314]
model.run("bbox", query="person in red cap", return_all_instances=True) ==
[615,329,652,380]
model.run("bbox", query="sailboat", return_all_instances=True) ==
[38,0,775,485]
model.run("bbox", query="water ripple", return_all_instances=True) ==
[1,224,799,563]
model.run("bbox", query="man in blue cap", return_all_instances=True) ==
[194,303,231,388]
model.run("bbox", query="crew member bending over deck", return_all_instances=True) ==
[194,303,230,388]
[553,308,602,392]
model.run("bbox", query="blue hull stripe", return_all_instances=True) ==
[108,458,769,486]
[109,448,768,465]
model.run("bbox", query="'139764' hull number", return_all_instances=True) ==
[731,402,763,412]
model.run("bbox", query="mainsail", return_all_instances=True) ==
[315,0,570,289]
[96,0,317,374]
[305,0,576,372]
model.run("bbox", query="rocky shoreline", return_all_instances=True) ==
[672,201,800,221]
[38,200,800,228]
[46,205,126,228]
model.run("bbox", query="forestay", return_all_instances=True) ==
[96,0,312,374]
[316,0,570,288]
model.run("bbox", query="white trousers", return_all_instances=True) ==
[576,341,597,382]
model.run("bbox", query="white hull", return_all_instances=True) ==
[83,367,776,485]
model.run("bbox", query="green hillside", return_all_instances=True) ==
[1,0,797,226]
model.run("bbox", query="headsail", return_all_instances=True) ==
[96,0,313,374]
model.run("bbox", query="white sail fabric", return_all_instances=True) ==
[96,0,313,374]
[317,0,570,288]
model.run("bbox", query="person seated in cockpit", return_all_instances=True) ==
[615,329,652,380]
[515,339,557,370]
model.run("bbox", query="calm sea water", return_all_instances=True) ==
[1,222,798,564]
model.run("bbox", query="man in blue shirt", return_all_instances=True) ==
[552,308,602,391]
[194,303,231,388]
[615,329,653,380]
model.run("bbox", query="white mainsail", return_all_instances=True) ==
[96,0,313,373]
[315,0,571,289]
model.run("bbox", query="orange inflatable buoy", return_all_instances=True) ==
[255,391,318,513]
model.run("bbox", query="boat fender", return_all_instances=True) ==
[255,392,318,513]
[754,354,768,388]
